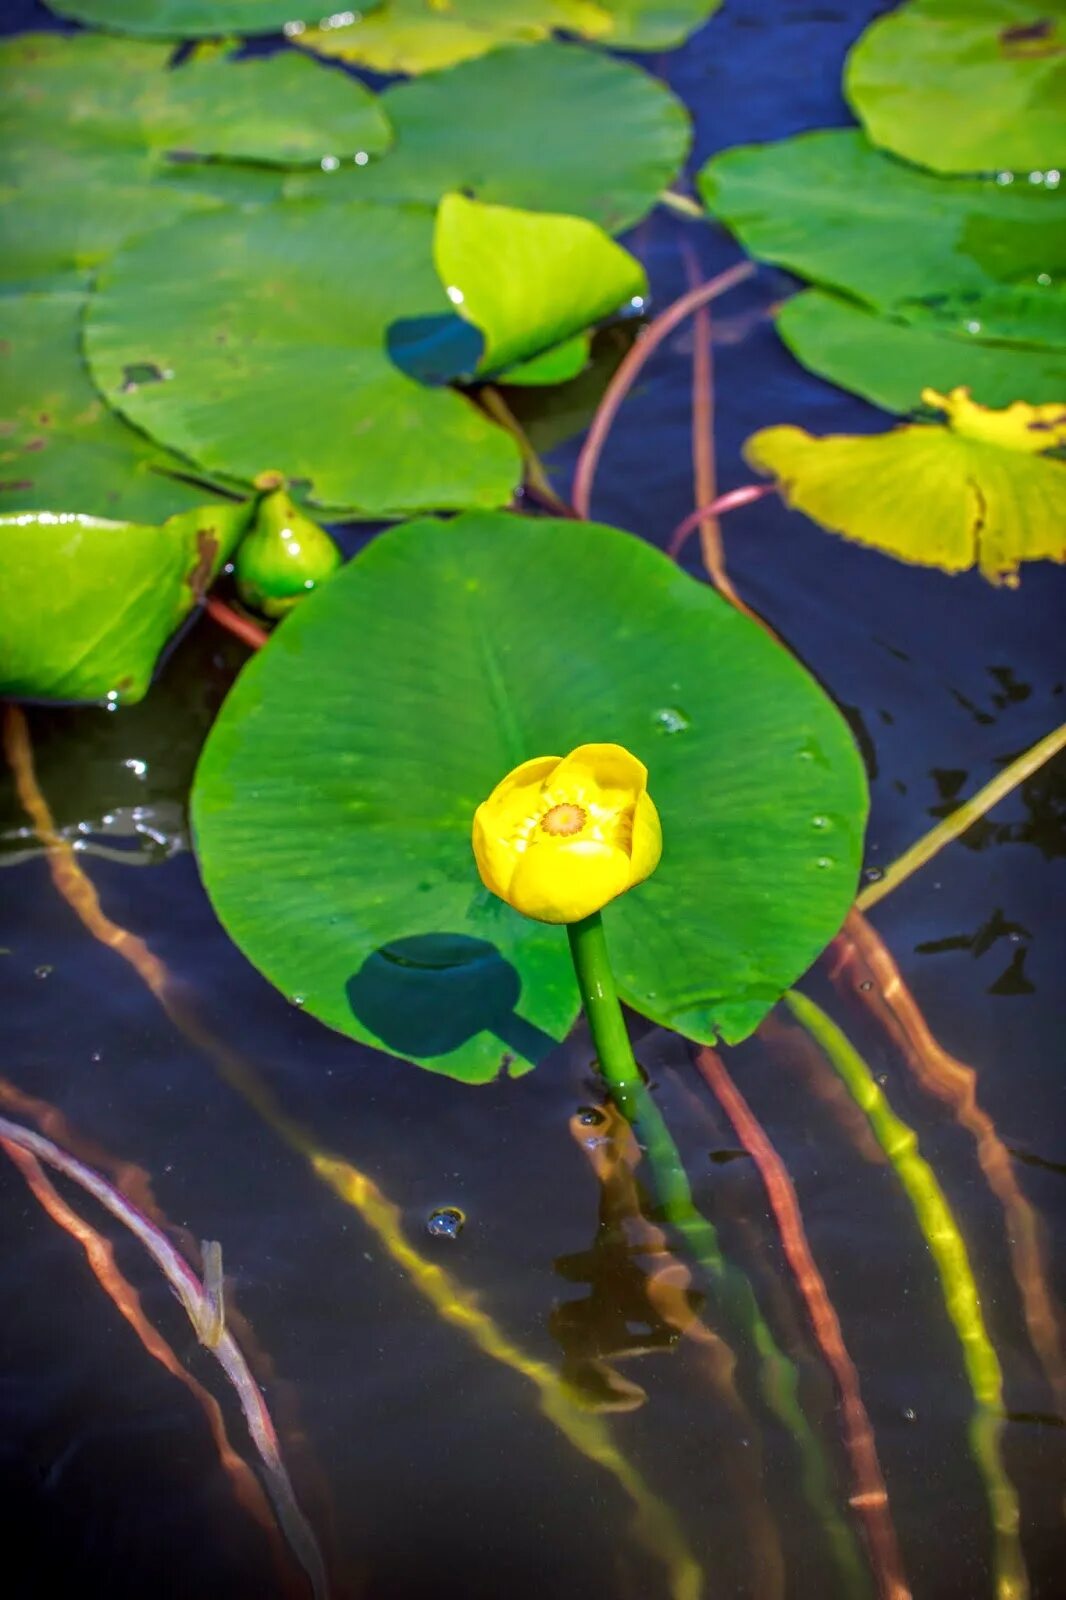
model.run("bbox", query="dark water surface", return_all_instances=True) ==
[2,4,1064,1598]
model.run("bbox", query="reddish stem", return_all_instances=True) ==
[666,485,775,559]
[694,1048,911,1600]
[204,595,269,651]
[570,261,754,519]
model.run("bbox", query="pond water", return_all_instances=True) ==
[2,3,1064,1598]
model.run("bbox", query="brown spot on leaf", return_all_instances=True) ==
[186,527,219,600]
[23,436,46,452]
[0,478,33,491]
[999,17,1062,56]
[37,412,52,426]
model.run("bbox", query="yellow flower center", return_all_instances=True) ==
[541,802,587,838]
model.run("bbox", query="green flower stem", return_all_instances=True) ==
[785,989,1028,1600]
[567,913,868,1598]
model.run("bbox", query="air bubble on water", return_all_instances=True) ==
[859,979,874,993]
[354,151,369,166]
[578,1106,606,1127]
[289,993,306,1008]
[426,1206,465,1241]
[105,691,119,713]
[652,706,689,734]
[630,295,646,311]
[864,865,884,883]
[1045,170,1060,188]
[320,155,340,172]
[90,1050,103,1063]
[34,964,52,979]
[124,758,147,778]
[965,319,982,334]
[902,1407,917,1422]
[1028,171,1045,185]
[995,171,1014,185]
[283,20,306,36]
[446,285,465,305]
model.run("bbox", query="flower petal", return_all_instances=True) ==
[472,754,560,899]
[547,743,648,808]
[628,791,662,886]
[507,836,631,924]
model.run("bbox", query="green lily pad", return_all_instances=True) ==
[44,0,307,36]
[598,0,721,49]
[698,128,1066,345]
[0,292,232,522]
[777,289,1066,413]
[0,34,387,287]
[285,41,691,234]
[745,394,1066,586]
[85,201,522,517]
[845,0,1066,176]
[433,192,647,376]
[191,512,867,1083]
[0,500,252,704]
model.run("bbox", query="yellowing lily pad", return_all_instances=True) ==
[296,0,612,74]
[845,0,1066,176]
[433,192,646,377]
[744,389,1066,586]
[0,500,252,704]
[191,512,867,1082]
[84,201,522,517]
[285,42,691,234]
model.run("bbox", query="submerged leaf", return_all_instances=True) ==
[845,0,1066,176]
[0,501,252,703]
[745,393,1066,585]
[191,512,866,1082]
[777,289,1066,413]
[285,42,691,234]
[85,202,522,518]
[699,128,1066,346]
[433,192,646,377]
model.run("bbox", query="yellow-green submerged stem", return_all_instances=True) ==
[784,990,1028,1600]
[568,913,868,1598]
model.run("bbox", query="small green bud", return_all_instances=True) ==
[235,488,341,619]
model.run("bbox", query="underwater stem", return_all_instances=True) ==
[784,991,1028,1600]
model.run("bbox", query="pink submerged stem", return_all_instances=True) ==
[666,485,775,559]
[0,1114,328,1600]
[570,261,755,520]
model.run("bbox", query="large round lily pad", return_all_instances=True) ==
[845,0,1066,176]
[0,292,230,521]
[699,128,1066,346]
[286,41,691,234]
[46,0,305,35]
[84,202,522,517]
[777,289,1066,414]
[191,512,867,1083]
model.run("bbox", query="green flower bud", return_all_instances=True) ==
[235,488,341,619]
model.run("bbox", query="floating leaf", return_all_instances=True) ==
[0,34,388,286]
[0,292,231,522]
[0,501,252,704]
[745,390,1066,586]
[285,42,691,234]
[85,202,522,517]
[44,0,307,36]
[191,512,867,1082]
[433,192,646,376]
[777,289,1066,413]
[598,0,721,49]
[296,0,613,74]
[845,0,1066,176]
[699,128,1066,345]
[495,334,592,387]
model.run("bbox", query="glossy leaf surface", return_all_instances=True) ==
[85,203,522,517]
[777,289,1066,413]
[845,0,1066,175]
[192,512,867,1082]
[0,501,251,703]
[699,128,1066,345]
[286,42,691,234]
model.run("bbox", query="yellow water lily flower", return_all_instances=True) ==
[472,743,661,924]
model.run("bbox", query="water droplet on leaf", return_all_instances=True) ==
[427,1206,465,1240]
[652,706,689,734]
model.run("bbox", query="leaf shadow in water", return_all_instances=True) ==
[346,932,555,1064]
